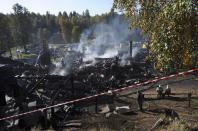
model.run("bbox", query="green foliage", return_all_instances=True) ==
[59,15,72,43]
[21,53,37,59]
[0,4,127,50]
[58,10,91,43]
[72,26,81,43]
[0,13,13,52]
[41,28,50,42]
[11,3,33,51]
[114,0,198,70]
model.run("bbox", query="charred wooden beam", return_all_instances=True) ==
[15,75,70,81]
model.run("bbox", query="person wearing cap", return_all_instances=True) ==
[156,85,163,98]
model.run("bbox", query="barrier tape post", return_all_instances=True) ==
[0,68,197,121]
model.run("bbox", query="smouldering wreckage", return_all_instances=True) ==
[0,44,157,130]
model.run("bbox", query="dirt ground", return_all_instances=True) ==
[77,76,198,131]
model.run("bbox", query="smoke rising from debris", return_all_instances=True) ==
[77,15,142,61]
[51,15,143,76]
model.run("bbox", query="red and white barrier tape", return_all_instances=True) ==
[0,68,197,121]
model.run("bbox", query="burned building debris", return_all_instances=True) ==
[1,44,198,131]
[0,44,158,130]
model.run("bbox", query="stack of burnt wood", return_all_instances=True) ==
[0,56,156,130]
[75,57,156,90]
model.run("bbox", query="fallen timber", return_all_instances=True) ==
[0,56,158,130]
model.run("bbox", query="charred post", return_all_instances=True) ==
[130,41,133,58]
[70,74,74,99]
[187,93,192,107]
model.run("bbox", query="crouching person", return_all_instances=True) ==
[164,85,171,97]
[156,85,163,99]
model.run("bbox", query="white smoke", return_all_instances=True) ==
[77,15,142,62]
[50,61,66,76]
[51,15,143,76]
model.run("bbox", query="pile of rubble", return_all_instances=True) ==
[0,55,157,130]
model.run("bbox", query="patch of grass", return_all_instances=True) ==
[4,47,38,59]
[160,121,189,131]
[160,120,198,131]
[192,99,198,107]
[21,53,37,59]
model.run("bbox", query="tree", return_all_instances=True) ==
[85,9,91,25]
[58,14,72,43]
[63,11,68,18]
[114,0,198,70]
[0,13,13,57]
[72,26,80,43]
[11,3,32,52]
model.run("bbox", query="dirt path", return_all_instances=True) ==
[80,77,198,131]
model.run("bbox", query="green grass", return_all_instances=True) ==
[4,47,38,59]
[21,53,37,59]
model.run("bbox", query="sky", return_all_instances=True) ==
[0,0,114,16]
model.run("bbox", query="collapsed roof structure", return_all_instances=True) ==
[0,40,159,130]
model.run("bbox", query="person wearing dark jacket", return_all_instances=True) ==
[137,90,144,111]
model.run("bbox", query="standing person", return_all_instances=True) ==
[137,90,144,111]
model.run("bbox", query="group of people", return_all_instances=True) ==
[156,84,171,99]
[137,84,171,111]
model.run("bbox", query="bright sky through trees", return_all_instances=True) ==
[0,0,113,16]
